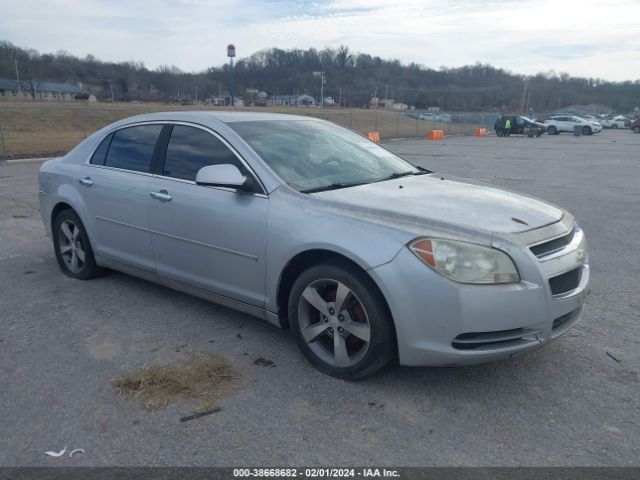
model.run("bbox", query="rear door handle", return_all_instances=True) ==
[150,190,172,202]
[78,177,93,187]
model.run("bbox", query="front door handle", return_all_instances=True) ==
[78,177,93,187]
[150,190,172,202]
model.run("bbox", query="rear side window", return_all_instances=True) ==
[104,125,163,173]
[162,125,245,181]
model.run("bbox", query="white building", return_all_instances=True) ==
[0,79,89,101]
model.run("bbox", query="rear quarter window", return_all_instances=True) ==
[89,133,113,165]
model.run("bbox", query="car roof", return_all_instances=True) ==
[110,110,317,126]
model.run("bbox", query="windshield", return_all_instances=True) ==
[229,119,420,192]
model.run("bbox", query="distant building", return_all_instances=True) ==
[206,96,244,107]
[370,97,395,109]
[0,79,89,101]
[267,94,315,107]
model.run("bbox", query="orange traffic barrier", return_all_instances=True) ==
[427,130,444,140]
[474,128,488,137]
[366,131,381,143]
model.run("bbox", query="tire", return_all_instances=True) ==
[633,126,640,134]
[582,126,591,135]
[53,209,104,280]
[496,128,504,137]
[612,123,618,129]
[547,125,557,135]
[288,261,395,380]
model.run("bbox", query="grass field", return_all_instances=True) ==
[0,101,481,157]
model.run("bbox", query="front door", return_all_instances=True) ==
[147,124,268,307]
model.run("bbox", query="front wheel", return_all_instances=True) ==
[612,123,618,129]
[496,128,504,137]
[288,262,395,380]
[546,125,557,135]
[633,126,640,134]
[53,209,104,280]
[582,126,591,135]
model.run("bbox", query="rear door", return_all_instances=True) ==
[81,123,163,271]
[147,124,268,307]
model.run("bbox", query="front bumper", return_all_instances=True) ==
[370,218,589,366]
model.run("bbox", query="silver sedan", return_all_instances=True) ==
[38,112,590,379]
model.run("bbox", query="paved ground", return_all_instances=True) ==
[1,130,639,467]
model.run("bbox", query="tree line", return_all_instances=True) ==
[1,41,639,113]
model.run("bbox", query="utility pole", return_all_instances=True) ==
[313,71,325,108]
[520,80,528,113]
[14,59,21,96]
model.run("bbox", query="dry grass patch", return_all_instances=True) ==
[111,352,242,412]
[0,101,459,157]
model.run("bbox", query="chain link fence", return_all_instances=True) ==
[0,102,498,158]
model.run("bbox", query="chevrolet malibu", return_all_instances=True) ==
[38,112,590,379]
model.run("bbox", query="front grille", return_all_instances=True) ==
[530,228,574,258]
[452,327,540,350]
[549,268,581,296]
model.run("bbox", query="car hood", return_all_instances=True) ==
[312,174,563,234]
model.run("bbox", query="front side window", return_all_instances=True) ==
[104,124,163,173]
[229,120,419,192]
[162,125,245,181]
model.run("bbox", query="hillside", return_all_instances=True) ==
[1,41,639,112]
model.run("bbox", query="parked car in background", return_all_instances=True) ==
[631,118,640,133]
[601,116,629,129]
[544,115,602,135]
[418,112,452,123]
[494,116,546,137]
[38,112,590,379]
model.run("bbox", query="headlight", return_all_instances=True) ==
[409,238,520,284]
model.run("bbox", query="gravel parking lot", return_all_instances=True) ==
[1,130,639,467]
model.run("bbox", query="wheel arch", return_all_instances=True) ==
[50,201,74,230]
[276,249,396,342]
[49,187,98,251]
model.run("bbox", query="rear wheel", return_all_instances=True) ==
[546,125,557,135]
[582,126,591,135]
[288,262,395,380]
[612,123,618,129]
[496,128,504,137]
[53,209,104,280]
[633,126,640,134]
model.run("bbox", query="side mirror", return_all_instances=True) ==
[196,164,247,189]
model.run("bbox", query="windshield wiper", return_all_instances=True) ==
[301,181,369,194]
[375,170,428,183]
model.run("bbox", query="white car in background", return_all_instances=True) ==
[544,115,602,135]
[601,116,628,129]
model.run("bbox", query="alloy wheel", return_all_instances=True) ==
[297,278,371,368]
[58,219,86,273]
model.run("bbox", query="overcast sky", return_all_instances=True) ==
[2,0,639,81]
